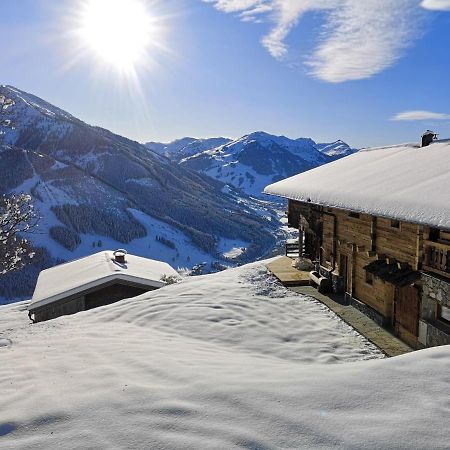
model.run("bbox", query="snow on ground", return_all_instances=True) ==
[25,203,221,273]
[206,162,278,199]
[218,238,249,260]
[223,247,244,259]
[0,262,448,449]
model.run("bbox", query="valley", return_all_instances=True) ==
[0,85,353,303]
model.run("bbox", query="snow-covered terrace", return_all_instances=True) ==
[265,140,450,230]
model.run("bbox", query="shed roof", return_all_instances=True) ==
[264,140,450,230]
[30,251,179,310]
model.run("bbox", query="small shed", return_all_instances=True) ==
[28,250,179,323]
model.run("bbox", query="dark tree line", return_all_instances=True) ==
[51,204,147,243]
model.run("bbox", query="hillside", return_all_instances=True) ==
[0,86,279,302]
[0,262,447,449]
[145,137,231,160]
[173,132,354,198]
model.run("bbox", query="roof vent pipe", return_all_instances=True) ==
[113,249,127,264]
[421,130,437,147]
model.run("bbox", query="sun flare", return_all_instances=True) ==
[75,0,162,75]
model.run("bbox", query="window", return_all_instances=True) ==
[391,219,400,228]
[365,271,374,285]
[438,305,450,325]
[429,227,440,242]
[349,212,360,219]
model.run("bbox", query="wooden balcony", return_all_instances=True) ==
[423,240,450,277]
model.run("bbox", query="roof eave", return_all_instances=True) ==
[29,274,165,311]
[265,189,450,232]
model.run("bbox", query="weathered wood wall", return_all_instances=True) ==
[32,296,85,323]
[85,284,150,310]
[287,201,425,322]
[31,281,158,323]
[287,199,450,348]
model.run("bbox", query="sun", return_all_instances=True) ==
[75,0,162,75]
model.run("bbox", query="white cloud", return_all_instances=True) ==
[391,110,450,121]
[306,1,423,83]
[421,0,450,10]
[204,0,434,83]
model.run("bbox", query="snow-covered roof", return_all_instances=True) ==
[30,251,179,310]
[264,140,450,230]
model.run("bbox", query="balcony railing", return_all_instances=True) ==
[423,240,450,276]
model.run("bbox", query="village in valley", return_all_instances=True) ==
[1,1,449,449]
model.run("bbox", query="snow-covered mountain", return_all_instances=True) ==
[146,137,231,160]
[316,139,356,158]
[176,131,353,199]
[0,86,280,302]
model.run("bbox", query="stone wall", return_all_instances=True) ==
[421,272,450,309]
[425,321,450,347]
[346,294,388,327]
[419,272,450,347]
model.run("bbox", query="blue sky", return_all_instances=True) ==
[2,0,450,147]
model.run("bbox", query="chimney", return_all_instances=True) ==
[113,249,127,264]
[421,130,437,147]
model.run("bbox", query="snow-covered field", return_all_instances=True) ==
[1,262,448,449]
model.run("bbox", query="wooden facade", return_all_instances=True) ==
[288,199,450,349]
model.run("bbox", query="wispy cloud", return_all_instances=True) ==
[421,0,450,10]
[391,110,450,121]
[204,0,434,83]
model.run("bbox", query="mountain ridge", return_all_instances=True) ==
[149,131,355,198]
[0,86,280,302]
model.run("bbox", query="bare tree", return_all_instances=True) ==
[0,194,39,275]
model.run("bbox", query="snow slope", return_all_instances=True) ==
[0,262,448,449]
[0,86,282,301]
[265,141,450,230]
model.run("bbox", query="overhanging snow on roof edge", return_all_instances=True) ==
[264,141,450,230]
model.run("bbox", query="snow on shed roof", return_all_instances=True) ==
[30,251,179,310]
[264,140,450,230]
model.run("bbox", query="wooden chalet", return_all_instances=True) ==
[28,250,179,323]
[265,140,450,349]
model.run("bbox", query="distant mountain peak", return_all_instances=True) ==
[145,136,232,160]
[177,131,354,199]
[315,140,356,158]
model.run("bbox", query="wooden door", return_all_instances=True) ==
[394,286,420,348]
[339,254,348,293]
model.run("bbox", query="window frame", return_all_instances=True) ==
[438,305,450,325]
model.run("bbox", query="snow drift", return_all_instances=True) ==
[0,262,448,449]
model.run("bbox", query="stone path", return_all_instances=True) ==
[289,286,412,357]
[266,257,412,357]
